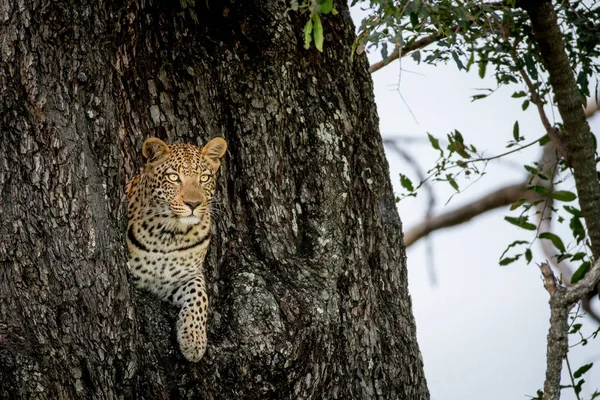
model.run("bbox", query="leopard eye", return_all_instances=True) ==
[200,174,211,183]
[166,173,180,183]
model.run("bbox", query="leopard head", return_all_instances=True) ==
[135,137,227,226]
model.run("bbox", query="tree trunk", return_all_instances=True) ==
[0,1,429,398]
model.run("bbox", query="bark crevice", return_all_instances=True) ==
[1,1,428,398]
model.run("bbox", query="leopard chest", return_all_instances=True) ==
[127,220,211,299]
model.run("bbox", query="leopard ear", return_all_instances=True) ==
[201,137,227,169]
[142,138,170,164]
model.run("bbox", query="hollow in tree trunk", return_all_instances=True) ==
[0,1,429,398]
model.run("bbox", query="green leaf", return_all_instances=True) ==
[574,378,584,395]
[451,51,465,70]
[538,232,566,252]
[466,51,475,72]
[447,174,459,191]
[504,216,537,230]
[564,205,583,217]
[498,237,528,261]
[531,185,548,195]
[570,252,587,262]
[313,13,323,52]
[513,121,520,141]
[303,18,313,50]
[539,134,551,146]
[522,99,530,111]
[524,53,538,81]
[510,198,527,211]
[399,174,414,192]
[577,70,591,97]
[525,248,532,264]
[570,216,586,243]
[570,323,583,334]
[499,255,521,266]
[410,12,419,28]
[478,61,487,79]
[453,129,464,143]
[427,133,440,150]
[528,390,543,400]
[573,363,593,379]
[380,42,388,63]
[571,262,591,284]
[449,130,470,158]
[453,141,470,158]
[331,8,338,15]
[512,91,527,98]
[411,50,421,63]
[551,190,577,202]
[319,0,333,14]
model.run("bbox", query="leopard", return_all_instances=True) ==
[125,136,227,362]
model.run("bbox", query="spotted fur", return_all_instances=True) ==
[125,137,227,362]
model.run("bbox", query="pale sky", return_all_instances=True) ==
[350,5,600,399]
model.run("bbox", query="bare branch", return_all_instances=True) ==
[564,262,600,304]
[403,142,557,248]
[404,182,527,247]
[539,261,558,296]
[369,34,441,74]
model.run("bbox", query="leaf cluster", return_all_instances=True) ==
[290,0,338,52]
[355,0,600,103]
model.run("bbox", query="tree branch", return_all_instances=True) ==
[404,142,559,247]
[368,1,508,74]
[523,0,600,260]
[538,258,600,400]
[404,182,527,247]
[369,34,442,74]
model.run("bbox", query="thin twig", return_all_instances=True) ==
[464,136,542,164]
[369,34,442,74]
[368,1,509,74]
[516,66,569,162]
[564,355,582,400]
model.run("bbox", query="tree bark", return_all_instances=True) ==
[0,0,428,399]
[523,0,600,259]
[521,1,600,398]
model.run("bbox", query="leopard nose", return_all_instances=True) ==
[184,200,201,211]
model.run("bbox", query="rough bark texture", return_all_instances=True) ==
[523,0,600,260]
[543,295,569,400]
[522,1,600,398]
[538,259,600,400]
[0,0,429,399]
